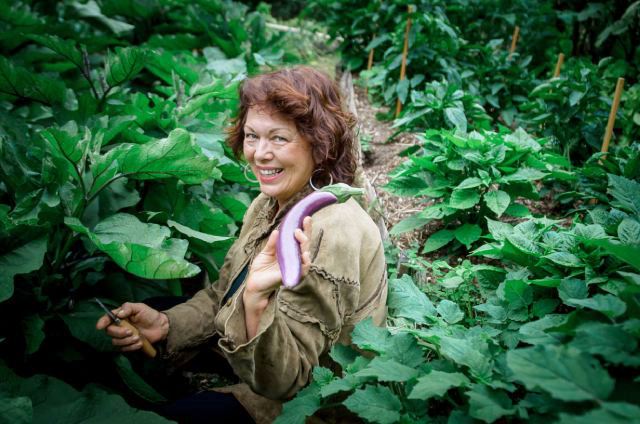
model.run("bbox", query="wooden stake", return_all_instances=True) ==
[591,77,625,205]
[364,47,375,96]
[553,53,565,78]
[395,6,412,118]
[367,48,375,70]
[601,77,625,155]
[508,26,520,59]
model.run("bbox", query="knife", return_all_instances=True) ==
[94,298,157,358]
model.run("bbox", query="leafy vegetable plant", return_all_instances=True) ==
[386,128,568,253]
[277,174,640,424]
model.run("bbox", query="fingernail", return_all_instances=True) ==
[126,330,132,336]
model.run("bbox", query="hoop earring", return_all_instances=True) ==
[243,163,258,183]
[309,169,333,191]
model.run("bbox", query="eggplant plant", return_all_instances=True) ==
[278,175,640,424]
[0,0,301,418]
[385,128,570,253]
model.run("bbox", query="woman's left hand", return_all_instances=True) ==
[243,216,312,338]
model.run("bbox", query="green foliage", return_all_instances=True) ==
[280,176,640,423]
[0,0,301,416]
[519,58,614,163]
[0,361,172,423]
[386,127,565,252]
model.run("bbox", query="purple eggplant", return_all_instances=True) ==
[277,183,364,288]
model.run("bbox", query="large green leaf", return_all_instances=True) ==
[0,56,65,105]
[27,35,83,70]
[439,336,493,381]
[350,318,390,354]
[105,47,148,88]
[90,129,215,197]
[484,190,510,217]
[113,355,166,403]
[0,237,47,302]
[65,214,200,279]
[608,174,640,215]
[500,168,548,183]
[41,122,91,183]
[450,189,481,209]
[571,322,640,366]
[592,239,640,271]
[618,218,640,245]
[544,251,583,268]
[59,300,114,352]
[387,275,436,323]
[21,315,45,355]
[422,229,456,253]
[0,393,31,424]
[390,213,431,235]
[73,0,135,35]
[506,345,614,401]
[0,366,171,423]
[437,299,465,324]
[454,223,482,247]
[354,357,419,382]
[274,384,321,424]
[343,386,402,424]
[444,107,467,132]
[467,385,516,423]
[408,370,469,400]
[567,294,627,318]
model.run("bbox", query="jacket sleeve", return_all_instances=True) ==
[163,195,269,356]
[162,239,238,356]
[215,200,386,400]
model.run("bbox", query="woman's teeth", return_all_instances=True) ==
[259,168,283,176]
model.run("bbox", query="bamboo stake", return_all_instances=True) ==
[364,47,375,96]
[395,6,412,118]
[553,53,565,78]
[601,77,625,155]
[367,48,375,70]
[590,77,625,205]
[508,26,520,59]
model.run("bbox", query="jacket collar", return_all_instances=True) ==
[244,184,315,257]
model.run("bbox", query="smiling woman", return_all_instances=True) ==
[96,66,387,424]
[242,106,316,208]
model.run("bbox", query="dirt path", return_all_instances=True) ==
[352,85,426,250]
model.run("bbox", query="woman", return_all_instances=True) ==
[96,66,387,423]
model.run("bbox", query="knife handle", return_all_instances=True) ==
[119,319,157,358]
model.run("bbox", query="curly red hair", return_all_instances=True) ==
[226,66,357,186]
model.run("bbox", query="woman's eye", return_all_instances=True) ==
[273,136,288,144]
[245,133,258,140]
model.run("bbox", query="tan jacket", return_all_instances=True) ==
[163,187,388,423]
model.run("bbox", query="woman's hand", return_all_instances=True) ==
[243,216,312,339]
[96,302,169,352]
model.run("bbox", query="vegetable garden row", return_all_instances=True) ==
[1,0,639,423]
[275,1,640,423]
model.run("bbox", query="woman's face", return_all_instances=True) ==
[243,106,316,208]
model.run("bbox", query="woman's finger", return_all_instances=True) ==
[302,216,312,239]
[262,229,279,257]
[111,333,140,347]
[301,251,311,277]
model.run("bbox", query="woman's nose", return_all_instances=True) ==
[253,138,273,161]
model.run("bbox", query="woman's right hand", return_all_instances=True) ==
[95,302,169,352]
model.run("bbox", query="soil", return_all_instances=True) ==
[352,83,434,251]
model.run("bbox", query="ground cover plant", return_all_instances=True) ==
[0,0,303,419]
